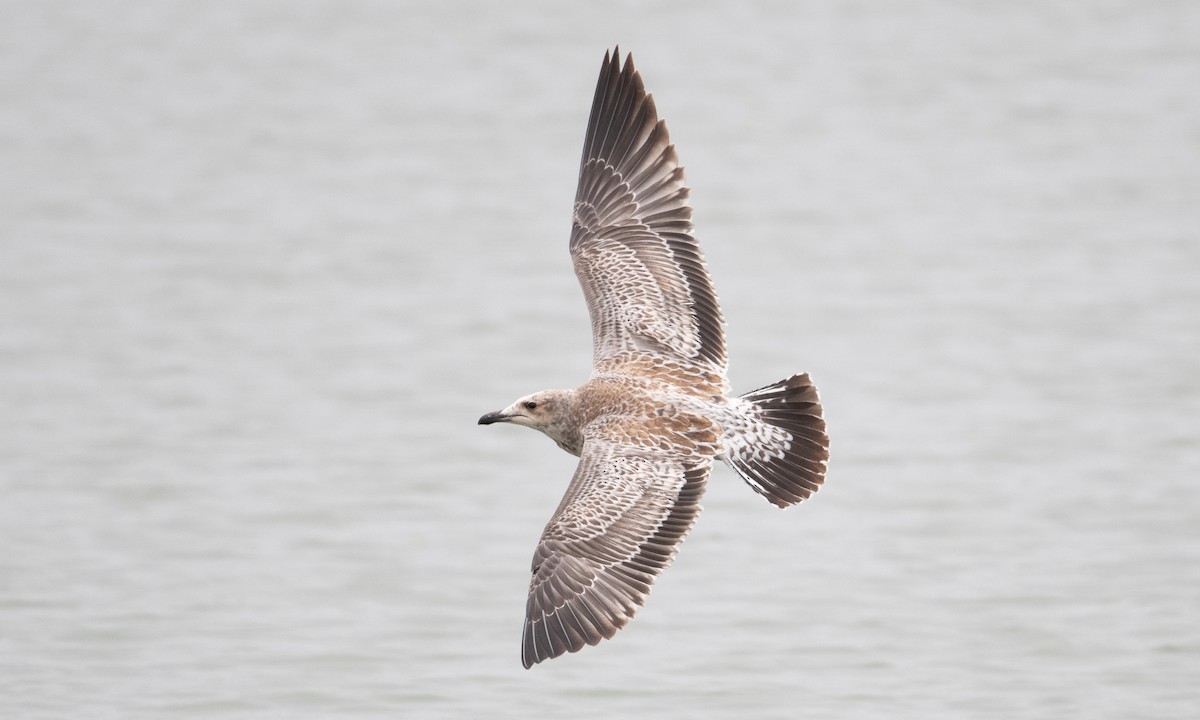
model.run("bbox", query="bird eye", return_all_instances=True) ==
[524,401,538,410]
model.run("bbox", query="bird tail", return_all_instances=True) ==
[722,373,829,508]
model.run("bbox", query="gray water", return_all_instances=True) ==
[2,2,1198,718]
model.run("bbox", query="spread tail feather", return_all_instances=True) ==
[723,373,829,508]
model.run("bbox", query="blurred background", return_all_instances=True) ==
[2,1,1197,718]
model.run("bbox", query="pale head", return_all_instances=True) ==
[478,389,582,455]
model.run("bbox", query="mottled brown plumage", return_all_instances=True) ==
[479,48,830,668]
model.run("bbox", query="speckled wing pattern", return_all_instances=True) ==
[522,416,715,668]
[570,48,727,373]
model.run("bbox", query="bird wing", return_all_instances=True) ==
[521,414,716,668]
[570,49,727,375]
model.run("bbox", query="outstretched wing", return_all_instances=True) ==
[571,48,727,373]
[521,417,715,668]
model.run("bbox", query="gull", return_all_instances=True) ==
[479,48,829,668]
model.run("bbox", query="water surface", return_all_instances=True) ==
[2,2,1198,718]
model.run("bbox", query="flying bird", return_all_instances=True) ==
[479,48,830,669]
